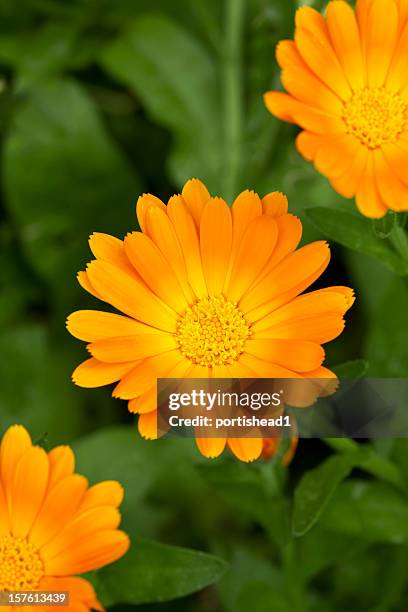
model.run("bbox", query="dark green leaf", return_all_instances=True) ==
[306,207,408,275]
[365,279,408,376]
[332,359,368,379]
[101,14,221,189]
[321,480,408,543]
[293,453,359,536]
[94,537,228,605]
[4,78,139,310]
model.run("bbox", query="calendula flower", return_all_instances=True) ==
[264,0,408,218]
[67,178,353,462]
[0,425,129,610]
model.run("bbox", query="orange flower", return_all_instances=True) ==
[0,425,129,610]
[261,437,298,465]
[264,0,408,218]
[67,178,354,462]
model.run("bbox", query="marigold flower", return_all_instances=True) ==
[0,425,129,610]
[264,0,408,218]
[67,178,354,462]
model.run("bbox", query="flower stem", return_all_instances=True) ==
[223,0,245,202]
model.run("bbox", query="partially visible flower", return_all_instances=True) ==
[261,437,298,464]
[67,178,354,463]
[265,0,408,218]
[0,425,129,610]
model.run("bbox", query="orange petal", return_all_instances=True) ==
[356,153,388,217]
[30,474,88,549]
[43,529,129,575]
[47,446,75,490]
[374,148,408,212]
[227,438,263,462]
[200,197,232,295]
[11,446,49,538]
[262,192,288,217]
[167,195,207,299]
[0,481,9,536]
[145,206,195,303]
[73,358,136,388]
[86,260,177,332]
[79,481,124,513]
[326,0,365,90]
[314,134,363,179]
[67,310,163,342]
[0,425,32,501]
[245,338,325,372]
[254,314,345,344]
[41,506,121,563]
[225,216,278,302]
[124,232,188,313]
[294,7,351,99]
[239,354,300,378]
[240,241,330,315]
[136,193,166,232]
[296,131,323,161]
[88,333,177,363]
[89,233,138,279]
[196,438,226,459]
[330,144,368,198]
[138,411,158,440]
[128,386,157,414]
[253,287,352,332]
[181,178,211,226]
[113,350,184,399]
[365,0,398,87]
[281,65,343,114]
[77,270,101,300]
[276,39,308,71]
[382,141,408,186]
[264,92,345,133]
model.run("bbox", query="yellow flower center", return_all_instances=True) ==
[176,296,251,367]
[0,535,44,591]
[342,87,407,148]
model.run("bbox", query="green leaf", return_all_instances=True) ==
[3,78,139,310]
[101,14,221,189]
[365,279,408,376]
[332,359,368,379]
[306,207,408,276]
[293,453,359,537]
[198,462,291,549]
[93,537,228,606]
[321,480,408,543]
[74,426,164,529]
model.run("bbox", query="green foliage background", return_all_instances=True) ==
[1,0,408,610]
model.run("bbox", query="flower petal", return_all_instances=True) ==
[227,438,263,462]
[43,529,129,575]
[86,260,177,332]
[326,0,365,90]
[67,310,163,342]
[200,198,232,295]
[88,334,177,363]
[11,446,49,538]
[73,358,136,388]
[181,178,211,226]
[167,195,207,298]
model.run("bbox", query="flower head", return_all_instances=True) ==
[68,178,354,462]
[0,425,129,609]
[264,0,408,218]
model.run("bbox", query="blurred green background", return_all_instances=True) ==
[1,0,408,610]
